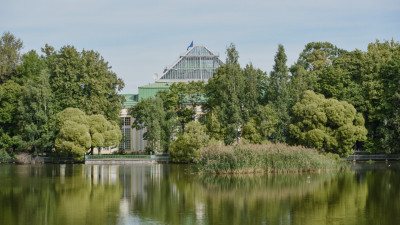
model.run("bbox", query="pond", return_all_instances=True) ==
[0,162,399,225]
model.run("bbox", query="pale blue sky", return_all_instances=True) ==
[1,0,399,94]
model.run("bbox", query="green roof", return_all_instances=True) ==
[138,82,172,100]
[139,82,172,89]
[121,94,138,107]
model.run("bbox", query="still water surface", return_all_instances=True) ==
[0,163,399,225]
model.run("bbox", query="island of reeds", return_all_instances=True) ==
[194,143,343,174]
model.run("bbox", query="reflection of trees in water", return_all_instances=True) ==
[364,168,400,224]
[2,163,399,225]
[129,165,347,224]
[0,165,122,225]
[130,164,400,225]
[198,172,350,225]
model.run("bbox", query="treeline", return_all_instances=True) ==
[132,41,400,160]
[0,32,124,159]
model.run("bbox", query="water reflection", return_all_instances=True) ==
[1,163,400,225]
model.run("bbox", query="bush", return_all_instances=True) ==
[194,143,343,174]
[169,121,210,163]
[0,149,11,163]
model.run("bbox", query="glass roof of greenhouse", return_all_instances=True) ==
[158,46,224,82]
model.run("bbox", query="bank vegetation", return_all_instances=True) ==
[195,143,343,174]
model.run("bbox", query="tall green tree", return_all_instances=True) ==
[243,64,266,119]
[17,69,56,154]
[157,81,205,131]
[46,46,125,122]
[266,44,290,142]
[131,97,168,153]
[376,54,400,153]
[15,50,47,84]
[360,40,400,152]
[0,32,23,84]
[0,80,22,152]
[205,43,245,144]
[297,42,344,71]
[289,42,345,105]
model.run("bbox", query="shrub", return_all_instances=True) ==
[0,149,11,163]
[169,121,209,163]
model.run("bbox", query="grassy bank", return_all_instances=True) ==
[194,143,344,174]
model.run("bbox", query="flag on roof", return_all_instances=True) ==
[187,41,193,51]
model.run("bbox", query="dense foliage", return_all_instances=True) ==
[1,31,400,158]
[130,40,400,157]
[55,108,121,160]
[169,121,210,163]
[290,91,367,156]
[0,32,124,157]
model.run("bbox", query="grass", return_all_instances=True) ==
[194,143,344,174]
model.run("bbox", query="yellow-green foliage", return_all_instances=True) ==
[195,143,343,174]
[55,108,121,160]
[169,121,210,163]
[55,108,91,160]
[290,91,367,156]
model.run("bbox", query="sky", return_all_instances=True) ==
[1,0,399,94]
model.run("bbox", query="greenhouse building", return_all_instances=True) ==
[118,45,224,152]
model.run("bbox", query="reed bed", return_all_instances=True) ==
[194,143,344,174]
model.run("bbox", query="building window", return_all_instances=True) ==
[124,117,131,126]
[119,117,132,151]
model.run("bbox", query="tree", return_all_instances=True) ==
[243,64,266,119]
[289,91,367,156]
[55,108,121,159]
[157,81,205,131]
[0,80,22,153]
[55,108,91,160]
[266,44,290,142]
[46,46,125,122]
[0,32,23,84]
[289,42,345,105]
[289,64,312,105]
[205,43,245,144]
[131,97,166,153]
[360,40,400,152]
[88,114,122,154]
[242,105,278,144]
[15,50,47,84]
[297,42,344,71]
[17,69,56,154]
[376,54,400,153]
[169,121,210,163]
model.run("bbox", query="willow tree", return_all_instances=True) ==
[55,108,91,160]
[55,108,122,159]
[289,91,367,156]
[88,114,122,155]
